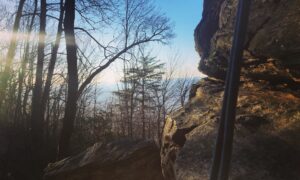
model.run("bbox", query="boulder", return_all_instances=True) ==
[44,139,164,180]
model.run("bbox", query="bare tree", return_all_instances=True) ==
[57,0,78,159]
[30,0,47,178]
[14,0,38,126]
[76,0,173,97]
[31,0,47,149]
[57,0,173,158]
[0,0,175,177]
[41,0,64,123]
[0,0,26,108]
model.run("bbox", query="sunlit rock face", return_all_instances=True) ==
[44,139,164,180]
[195,0,300,84]
[161,0,300,179]
[161,78,300,180]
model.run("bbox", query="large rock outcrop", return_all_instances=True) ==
[195,0,300,86]
[44,139,164,180]
[161,78,300,180]
[161,0,300,179]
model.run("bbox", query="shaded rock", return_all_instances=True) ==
[195,0,300,85]
[44,139,164,180]
[161,78,300,180]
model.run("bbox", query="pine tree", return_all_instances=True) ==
[115,50,164,139]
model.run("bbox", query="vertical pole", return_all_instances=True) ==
[209,0,251,180]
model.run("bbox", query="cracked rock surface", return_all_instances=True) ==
[160,78,300,180]
[44,139,164,180]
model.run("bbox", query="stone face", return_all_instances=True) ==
[44,139,164,180]
[161,78,300,180]
[195,0,300,83]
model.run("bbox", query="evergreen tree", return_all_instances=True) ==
[115,49,164,139]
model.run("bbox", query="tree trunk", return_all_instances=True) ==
[0,0,26,108]
[156,107,161,141]
[129,88,134,137]
[141,78,145,139]
[14,0,38,127]
[23,45,36,130]
[31,0,47,146]
[30,0,47,178]
[57,0,78,159]
[41,0,64,119]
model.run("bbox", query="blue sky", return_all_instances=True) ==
[153,0,204,75]
[155,0,203,48]
[101,0,205,84]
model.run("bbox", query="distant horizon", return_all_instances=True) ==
[95,76,202,102]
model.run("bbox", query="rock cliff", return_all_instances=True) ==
[161,0,300,179]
